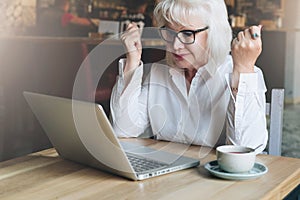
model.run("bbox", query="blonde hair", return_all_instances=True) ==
[154,0,232,70]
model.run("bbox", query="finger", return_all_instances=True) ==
[125,22,138,31]
[249,25,262,40]
[121,30,142,53]
[231,37,238,45]
[121,23,140,39]
[243,28,252,40]
[125,23,133,31]
[231,37,239,49]
[237,31,245,42]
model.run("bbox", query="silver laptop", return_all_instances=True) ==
[24,92,200,181]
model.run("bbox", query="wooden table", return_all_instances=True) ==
[0,139,299,200]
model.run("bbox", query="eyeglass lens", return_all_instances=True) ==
[160,29,195,44]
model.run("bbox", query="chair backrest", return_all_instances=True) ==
[266,88,285,156]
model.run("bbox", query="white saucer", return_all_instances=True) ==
[204,160,268,180]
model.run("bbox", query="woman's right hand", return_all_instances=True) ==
[120,22,142,73]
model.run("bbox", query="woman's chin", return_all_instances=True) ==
[173,59,192,69]
[167,55,194,69]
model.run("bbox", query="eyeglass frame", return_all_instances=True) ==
[158,26,209,45]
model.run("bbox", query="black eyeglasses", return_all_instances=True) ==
[159,26,209,44]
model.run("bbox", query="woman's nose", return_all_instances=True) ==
[172,37,184,50]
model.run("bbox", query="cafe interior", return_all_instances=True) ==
[0,0,300,199]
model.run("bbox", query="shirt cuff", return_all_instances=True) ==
[118,58,126,78]
[237,73,258,93]
[117,58,144,94]
[118,58,143,78]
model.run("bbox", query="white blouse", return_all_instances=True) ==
[110,55,268,153]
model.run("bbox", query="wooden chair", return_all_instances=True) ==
[265,88,285,156]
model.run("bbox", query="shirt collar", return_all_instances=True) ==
[168,63,214,79]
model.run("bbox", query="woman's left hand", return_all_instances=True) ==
[231,25,262,74]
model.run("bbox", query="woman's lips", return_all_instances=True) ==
[173,53,186,61]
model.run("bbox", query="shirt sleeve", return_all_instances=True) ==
[225,67,268,153]
[110,59,150,137]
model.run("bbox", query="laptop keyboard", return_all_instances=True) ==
[126,153,168,173]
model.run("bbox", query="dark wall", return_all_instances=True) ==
[256,30,286,102]
[0,38,90,161]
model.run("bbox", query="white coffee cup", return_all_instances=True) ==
[216,145,256,173]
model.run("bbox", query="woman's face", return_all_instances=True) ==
[164,15,209,71]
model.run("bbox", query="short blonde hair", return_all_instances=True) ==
[154,0,232,70]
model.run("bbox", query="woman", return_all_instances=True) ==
[110,0,267,153]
